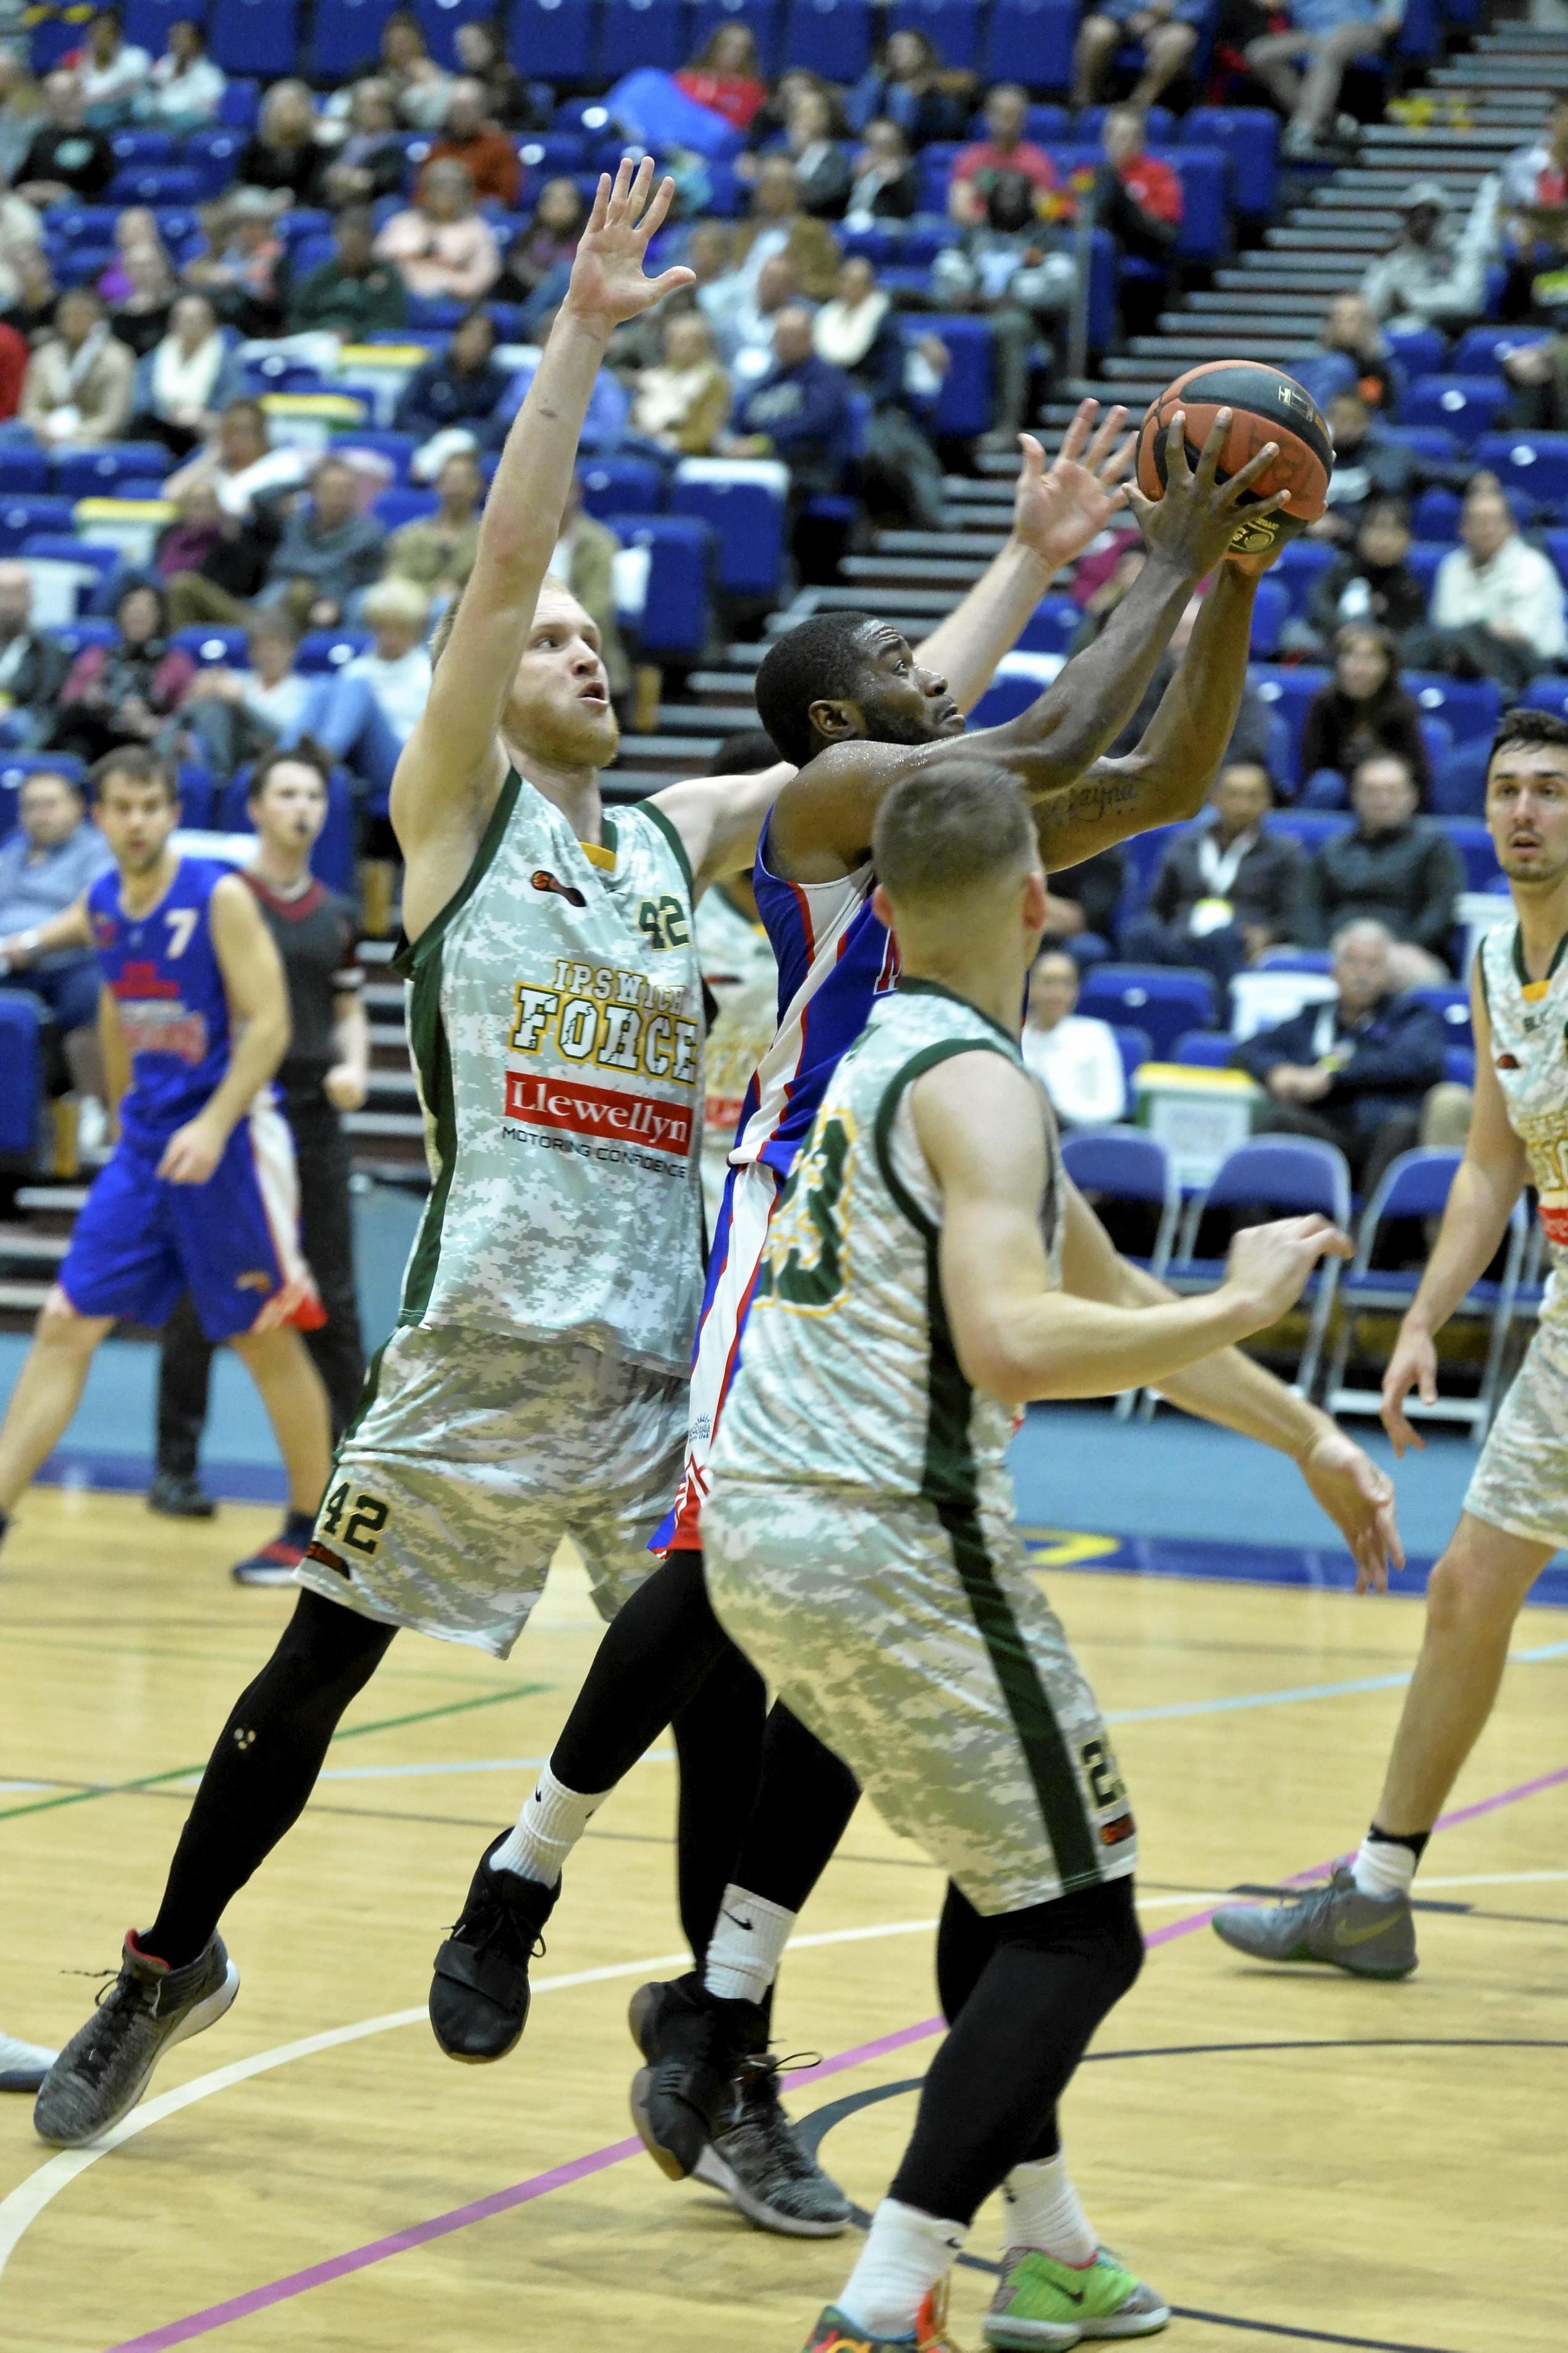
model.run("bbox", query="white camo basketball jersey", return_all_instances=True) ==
[1480,918,1568,1325]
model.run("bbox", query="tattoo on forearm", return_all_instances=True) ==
[1036,774,1140,833]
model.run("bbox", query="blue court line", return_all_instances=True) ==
[1019,1526,1568,1608]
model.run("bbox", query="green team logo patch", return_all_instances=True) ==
[757,1110,855,1314]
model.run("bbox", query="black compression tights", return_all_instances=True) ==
[146,1589,396,1967]
[888,1877,1145,2224]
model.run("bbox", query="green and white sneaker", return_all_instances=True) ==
[1210,1868,1417,1980]
[34,1931,238,2145]
[984,2248,1171,2347]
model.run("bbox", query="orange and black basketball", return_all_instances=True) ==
[1135,361,1333,557]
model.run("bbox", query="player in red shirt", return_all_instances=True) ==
[1098,106,1184,337]
[950,84,1067,226]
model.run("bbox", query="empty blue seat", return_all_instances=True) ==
[580,457,664,520]
[109,164,203,206]
[1178,108,1277,218]
[1016,593,1079,654]
[22,534,122,582]
[601,0,689,74]
[122,0,203,51]
[173,624,250,666]
[1250,663,1331,785]
[51,618,119,659]
[53,445,172,497]
[1174,1028,1236,1069]
[1441,817,1499,892]
[0,449,48,494]
[208,0,301,71]
[218,78,261,126]
[1271,808,1351,856]
[298,630,373,674]
[311,0,398,74]
[1401,374,1511,448]
[1271,535,1336,617]
[1409,983,1472,1049]
[1407,672,1502,746]
[905,313,992,438]
[183,126,247,196]
[0,996,42,1155]
[610,514,712,661]
[332,428,419,482]
[1522,674,1568,722]
[782,0,872,79]
[670,472,785,599]
[1077,965,1218,1060]
[1166,146,1229,263]
[110,128,174,165]
[890,0,982,70]
[0,496,75,553]
[981,0,1077,88]
[690,0,780,69]
[1428,735,1488,817]
[511,0,597,77]
[1476,431,1568,509]
[1406,539,1449,603]
[1452,324,1546,376]
[1381,322,1446,381]
[1249,576,1288,658]
[1379,422,1461,466]
[373,486,440,530]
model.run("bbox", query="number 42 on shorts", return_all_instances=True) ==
[319,1481,390,1556]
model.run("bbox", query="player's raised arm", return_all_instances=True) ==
[913,1049,1349,1404]
[390,158,692,892]
[158,872,290,1185]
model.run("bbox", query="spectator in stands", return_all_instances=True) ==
[4,246,56,343]
[1299,751,1464,978]
[179,608,305,774]
[73,11,150,127]
[366,9,452,132]
[1109,588,1276,767]
[950,84,1064,227]
[452,20,543,132]
[102,230,177,359]
[732,156,841,302]
[675,22,769,135]
[1097,106,1184,337]
[686,220,743,353]
[1246,0,1401,159]
[1236,918,1451,1190]
[340,578,431,748]
[0,560,69,745]
[1123,759,1304,985]
[375,159,500,304]
[1410,483,1567,695]
[382,445,483,599]
[287,205,407,340]
[260,454,387,632]
[495,177,585,309]
[1313,389,1415,546]
[426,77,520,209]
[1074,0,1207,114]
[846,27,974,147]
[1308,495,1427,641]
[725,302,852,509]
[394,303,509,445]
[0,52,45,189]
[164,394,306,525]
[19,287,132,447]
[816,253,945,530]
[96,206,165,308]
[238,79,326,209]
[15,70,115,206]
[1020,946,1128,1128]
[1501,326,1568,433]
[781,86,852,222]
[1299,624,1430,806]
[728,253,803,385]
[0,767,114,1107]
[135,18,224,132]
[0,182,42,312]
[934,171,1078,446]
[845,118,919,224]
[1304,289,1396,413]
[316,80,408,211]
[1360,179,1494,330]
[1038,845,1127,966]
[51,580,196,768]
[631,309,731,457]
[154,476,277,614]
[550,475,630,712]
[182,187,286,339]
[130,290,242,457]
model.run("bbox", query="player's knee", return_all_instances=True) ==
[1425,1538,1516,1645]
[35,1291,98,1355]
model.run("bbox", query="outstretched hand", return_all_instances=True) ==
[1298,1426,1403,1594]
[1011,400,1136,575]
[1124,407,1292,581]
[563,155,696,337]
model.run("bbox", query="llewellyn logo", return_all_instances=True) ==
[531,868,588,908]
[504,1069,693,1155]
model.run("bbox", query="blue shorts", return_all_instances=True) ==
[0,960,102,1034]
[56,1098,325,1343]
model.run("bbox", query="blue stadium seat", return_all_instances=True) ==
[223,766,355,892]
[1271,534,1336,617]
[373,486,440,530]
[1073,104,1174,143]
[1396,0,1439,61]
[1410,485,1461,540]
[1016,593,1079,654]
[311,0,398,75]
[0,496,75,552]
[915,142,962,213]
[219,79,262,126]
[782,0,872,79]
[208,0,302,74]
[601,0,689,74]
[298,630,373,674]
[21,535,122,589]
[173,625,251,666]
[890,0,982,70]
[53,445,172,497]
[0,996,42,1156]
[1249,577,1288,657]
[1407,672,1502,746]
[1271,808,1352,859]
[332,428,419,481]
[1381,322,1446,382]
[1406,538,1449,605]
[1476,431,1568,510]
[1401,374,1511,448]
[1428,735,1488,817]
[51,619,119,659]
[48,205,123,244]
[1441,817,1499,892]
[111,129,174,166]
[1250,663,1330,787]
[108,164,203,205]
[1173,1029,1236,1069]
[511,0,597,78]
[1077,966,1218,1060]
[1179,108,1277,218]
[670,471,785,599]
[183,128,248,198]
[1379,422,1461,467]
[122,0,201,51]
[1522,674,1568,723]
[1452,324,1546,376]
[580,457,664,518]
[416,0,493,64]
[689,0,780,72]
[610,515,712,661]
[1165,147,1228,263]
[0,449,48,494]
[981,0,1077,88]
[1410,983,1472,1050]
[905,314,992,438]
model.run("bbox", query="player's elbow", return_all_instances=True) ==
[956,1325,1040,1408]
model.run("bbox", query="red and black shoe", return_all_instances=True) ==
[230,1516,311,1587]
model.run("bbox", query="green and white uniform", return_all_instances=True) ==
[703,980,1137,1915]
[1465,919,1568,1549]
[298,773,704,1656]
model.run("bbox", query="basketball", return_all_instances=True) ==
[1135,361,1333,557]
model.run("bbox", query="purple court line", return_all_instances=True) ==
[104,1757,1568,2353]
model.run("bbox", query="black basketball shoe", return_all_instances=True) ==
[429,1835,557,2061]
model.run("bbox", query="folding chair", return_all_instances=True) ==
[1059,1128,1180,1418]
[1162,1135,1352,1401]
[1324,1147,1527,1440]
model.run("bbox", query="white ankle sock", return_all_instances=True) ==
[1351,1833,1418,1901]
[490,1765,610,1887]
[838,2198,966,2338]
[1002,2153,1098,2265]
[702,1883,795,2004]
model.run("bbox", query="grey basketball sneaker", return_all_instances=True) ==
[1211,1868,1417,1979]
[694,2051,852,2237]
[34,1931,240,2145]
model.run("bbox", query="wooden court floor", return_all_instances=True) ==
[0,1487,1564,2353]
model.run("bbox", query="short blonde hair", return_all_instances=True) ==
[361,577,431,632]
